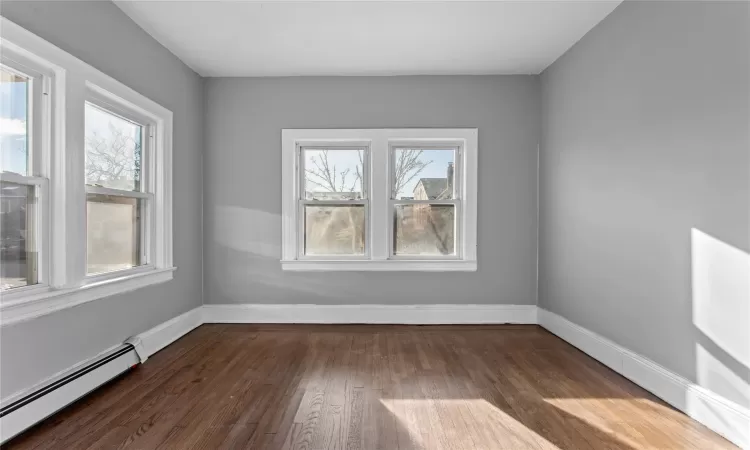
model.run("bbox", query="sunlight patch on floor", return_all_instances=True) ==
[543,397,656,448]
[380,398,552,449]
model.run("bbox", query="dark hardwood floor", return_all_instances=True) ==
[4,324,735,449]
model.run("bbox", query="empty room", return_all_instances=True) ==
[0,0,748,448]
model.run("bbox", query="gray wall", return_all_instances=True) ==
[0,2,204,398]
[540,1,749,408]
[204,76,540,305]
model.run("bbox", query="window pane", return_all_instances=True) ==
[1,182,37,290]
[394,204,455,256]
[87,194,142,275]
[393,148,455,200]
[303,148,364,200]
[0,68,29,176]
[304,205,365,256]
[85,103,143,192]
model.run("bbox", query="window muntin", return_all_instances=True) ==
[84,102,152,275]
[0,59,47,292]
[299,147,369,258]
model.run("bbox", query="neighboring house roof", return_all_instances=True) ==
[415,178,449,199]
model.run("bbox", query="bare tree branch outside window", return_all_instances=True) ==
[305,149,433,197]
[393,149,432,196]
[305,149,363,194]
[85,123,141,191]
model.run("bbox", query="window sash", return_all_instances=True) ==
[83,101,152,193]
[0,57,48,179]
[84,191,150,278]
[0,172,47,187]
[389,199,461,260]
[389,145,461,201]
[299,145,369,201]
[389,199,458,206]
[85,185,151,199]
[297,201,370,260]
[0,175,48,284]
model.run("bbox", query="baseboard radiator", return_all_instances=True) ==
[0,344,140,443]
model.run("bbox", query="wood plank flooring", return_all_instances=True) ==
[3,324,735,449]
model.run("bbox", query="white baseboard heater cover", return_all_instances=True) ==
[0,344,140,443]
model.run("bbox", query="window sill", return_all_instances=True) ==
[281,260,477,272]
[0,267,176,326]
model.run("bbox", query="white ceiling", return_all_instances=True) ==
[114,1,621,77]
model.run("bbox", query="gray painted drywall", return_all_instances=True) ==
[540,1,749,408]
[0,1,204,398]
[204,76,540,305]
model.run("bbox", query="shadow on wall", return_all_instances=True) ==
[212,205,282,259]
[209,205,372,302]
[207,204,486,305]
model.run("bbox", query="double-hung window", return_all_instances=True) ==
[0,50,50,292]
[300,146,368,258]
[282,129,477,271]
[391,145,459,258]
[0,18,173,325]
[84,99,153,278]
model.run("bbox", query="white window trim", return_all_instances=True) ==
[0,18,174,326]
[84,86,157,281]
[281,128,478,272]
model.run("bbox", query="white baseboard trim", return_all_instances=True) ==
[537,308,750,449]
[202,304,537,325]
[128,306,203,362]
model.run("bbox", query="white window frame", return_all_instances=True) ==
[0,18,174,326]
[281,129,478,272]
